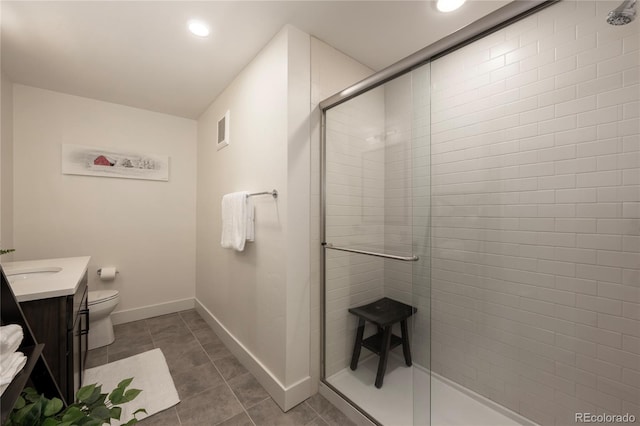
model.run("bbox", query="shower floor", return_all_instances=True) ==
[327,355,533,426]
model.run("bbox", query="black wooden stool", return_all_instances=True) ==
[348,297,417,388]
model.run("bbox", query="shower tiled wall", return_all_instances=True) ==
[430,1,639,424]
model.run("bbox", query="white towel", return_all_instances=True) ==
[246,197,255,243]
[1,351,21,371]
[0,325,23,356]
[0,351,27,395]
[221,191,249,252]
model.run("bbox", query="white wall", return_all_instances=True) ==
[286,28,312,388]
[196,25,311,410]
[12,85,197,319]
[429,2,639,424]
[0,71,14,261]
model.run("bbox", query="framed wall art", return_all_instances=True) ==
[62,144,169,181]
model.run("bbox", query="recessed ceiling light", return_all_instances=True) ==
[188,20,210,37]
[437,0,466,12]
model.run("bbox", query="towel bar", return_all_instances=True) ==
[247,189,278,199]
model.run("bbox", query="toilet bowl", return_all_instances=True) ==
[88,290,120,350]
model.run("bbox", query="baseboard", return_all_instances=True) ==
[111,298,195,325]
[194,298,312,411]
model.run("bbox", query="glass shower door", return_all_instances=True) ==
[322,63,431,425]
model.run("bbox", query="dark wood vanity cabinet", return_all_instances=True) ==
[19,271,89,404]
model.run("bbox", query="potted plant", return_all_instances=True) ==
[5,378,145,426]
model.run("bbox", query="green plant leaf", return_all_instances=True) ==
[122,388,142,402]
[86,393,108,410]
[43,397,64,417]
[117,378,134,389]
[76,384,97,402]
[109,406,122,420]
[62,406,85,423]
[122,419,138,426]
[89,405,111,419]
[21,398,43,426]
[83,386,103,405]
[12,403,35,423]
[42,418,61,426]
[13,395,26,410]
[108,386,124,405]
[83,419,104,426]
[23,388,40,403]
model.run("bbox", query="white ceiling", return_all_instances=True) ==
[1,1,509,119]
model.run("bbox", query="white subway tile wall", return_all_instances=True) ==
[430,1,639,425]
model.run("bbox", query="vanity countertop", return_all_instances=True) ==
[1,256,91,302]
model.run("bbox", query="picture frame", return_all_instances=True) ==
[61,144,169,181]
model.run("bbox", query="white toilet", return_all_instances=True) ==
[87,290,120,350]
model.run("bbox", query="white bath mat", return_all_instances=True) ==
[82,348,179,425]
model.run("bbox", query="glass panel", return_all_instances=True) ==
[411,63,431,426]
[428,2,640,425]
[324,69,429,425]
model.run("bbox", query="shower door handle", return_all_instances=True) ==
[322,243,419,261]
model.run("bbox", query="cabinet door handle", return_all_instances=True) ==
[80,308,90,333]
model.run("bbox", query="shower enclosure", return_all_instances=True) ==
[320,1,640,425]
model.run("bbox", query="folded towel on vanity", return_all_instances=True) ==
[1,351,20,372]
[0,325,23,356]
[221,191,249,252]
[0,351,27,395]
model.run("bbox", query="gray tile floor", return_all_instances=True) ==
[86,310,355,426]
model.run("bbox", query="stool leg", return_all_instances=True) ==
[401,319,412,367]
[375,326,392,388]
[350,318,365,371]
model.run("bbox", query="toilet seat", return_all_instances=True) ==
[88,289,119,305]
